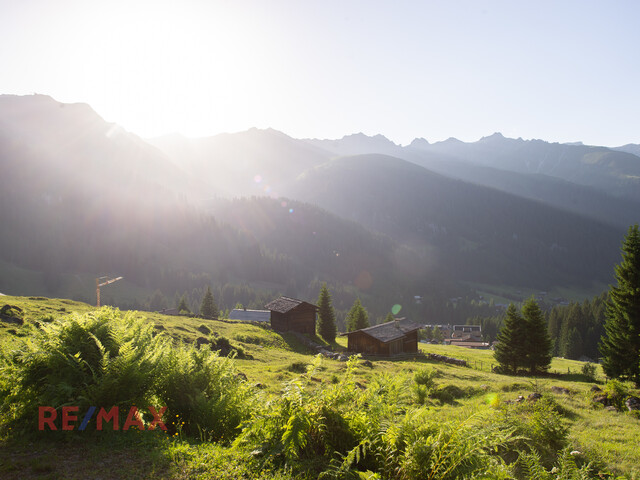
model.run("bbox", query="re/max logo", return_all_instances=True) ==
[38,406,167,431]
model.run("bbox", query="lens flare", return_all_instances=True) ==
[355,270,373,289]
[391,304,402,315]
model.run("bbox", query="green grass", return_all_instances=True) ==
[1,295,639,479]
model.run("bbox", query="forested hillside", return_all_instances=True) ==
[286,154,623,288]
[0,94,635,322]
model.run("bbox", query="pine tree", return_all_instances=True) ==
[521,297,552,373]
[316,283,337,342]
[346,299,369,332]
[177,293,191,314]
[494,304,527,373]
[384,313,395,323]
[200,285,218,318]
[600,224,640,385]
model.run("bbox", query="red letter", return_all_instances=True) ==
[39,407,57,431]
[148,406,167,431]
[62,406,78,430]
[96,406,119,431]
[123,406,145,431]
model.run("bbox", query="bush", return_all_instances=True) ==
[413,368,436,388]
[210,335,248,359]
[602,379,630,411]
[0,308,166,435]
[413,368,437,404]
[581,362,597,381]
[156,346,254,441]
[496,395,568,467]
[0,308,254,441]
[288,361,308,373]
[430,384,467,404]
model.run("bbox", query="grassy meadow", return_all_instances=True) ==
[0,295,639,479]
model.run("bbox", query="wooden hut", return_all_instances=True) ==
[344,318,421,356]
[265,296,317,334]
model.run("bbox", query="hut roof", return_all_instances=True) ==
[350,318,421,343]
[264,296,317,314]
[228,309,271,322]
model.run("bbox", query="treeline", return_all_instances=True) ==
[464,293,608,360]
[547,293,608,361]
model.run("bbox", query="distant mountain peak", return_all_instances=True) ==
[340,132,397,145]
[480,132,505,141]
[440,137,464,145]
[409,137,430,149]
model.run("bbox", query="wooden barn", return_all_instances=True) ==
[344,318,421,356]
[265,296,317,334]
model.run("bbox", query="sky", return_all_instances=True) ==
[1,0,639,146]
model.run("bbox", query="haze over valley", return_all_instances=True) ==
[1,94,638,325]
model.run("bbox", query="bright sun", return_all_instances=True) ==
[64,1,279,137]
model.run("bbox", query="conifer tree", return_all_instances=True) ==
[521,297,552,373]
[384,313,395,323]
[200,285,218,318]
[177,293,191,314]
[316,283,337,342]
[600,224,640,385]
[346,298,369,332]
[494,304,526,373]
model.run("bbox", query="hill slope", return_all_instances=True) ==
[285,154,623,289]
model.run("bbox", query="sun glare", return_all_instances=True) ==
[67,1,276,138]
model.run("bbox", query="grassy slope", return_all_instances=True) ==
[1,295,639,479]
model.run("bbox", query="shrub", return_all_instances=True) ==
[430,384,467,404]
[581,363,597,381]
[495,395,568,467]
[156,346,254,441]
[602,379,630,411]
[413,368,436,388]
[0,308,166,435]
[0,308,254,441]
[210,335,247,359]
[288,361,308,373]
[413,368,437,405]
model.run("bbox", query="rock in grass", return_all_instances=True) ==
[625,396,640,411]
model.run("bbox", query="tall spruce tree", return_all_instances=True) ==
[177,293,191,314]
[494,304,527,373]
[346,298,369,332]
[316,283,337,342]
[200,285,218,318]
[600,224,640,385]
[521,297,552,373]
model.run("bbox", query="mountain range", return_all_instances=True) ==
[1,94,638,320]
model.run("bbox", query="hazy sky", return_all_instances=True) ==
[1,0,639,146]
